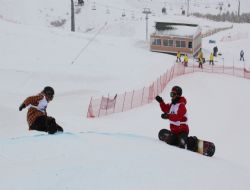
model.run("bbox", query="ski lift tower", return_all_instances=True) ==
[237,0,241,16]
[187,0,190,16]
[71,0,75,32]
[142,8,151,41]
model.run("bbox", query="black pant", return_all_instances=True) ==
[159,129,188,148]
[209,60,214,65]
[30,115,63,134]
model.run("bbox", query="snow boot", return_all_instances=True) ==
[158,129,171,142]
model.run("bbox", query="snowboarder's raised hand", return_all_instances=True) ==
[19,103,26,111]
[161,113,169,119]
[155,95,163,103]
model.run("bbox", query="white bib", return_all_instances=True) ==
[30,96,48,113]
[169,103,188,126]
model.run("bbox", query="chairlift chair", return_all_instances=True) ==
[122,9,126,17]
[106,7,110,14]
[92,2,96,10]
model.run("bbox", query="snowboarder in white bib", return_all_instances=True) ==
[155,86,189,149]
[19,86,63,134]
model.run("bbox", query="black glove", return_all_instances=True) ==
[161,113,169,119]
[19,103,26,111]
[155,95,163,103]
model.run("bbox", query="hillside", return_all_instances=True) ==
[0,0,250,189]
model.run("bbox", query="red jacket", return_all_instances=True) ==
[159,96,189,135]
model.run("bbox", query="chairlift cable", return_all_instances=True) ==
[71,22,108,65]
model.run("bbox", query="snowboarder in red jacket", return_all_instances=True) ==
[155,86,189,148]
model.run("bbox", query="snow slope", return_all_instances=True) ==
[0,0,250,189]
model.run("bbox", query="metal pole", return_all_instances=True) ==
[131,90,135,109]
[238,0,241,17]
[105,94,109,116]
[141,87,145,105]
[142,8,151,41]
[146,14,148,40]
[223,58,224,74]
[122,92,126,112]
[87,97,93,118]
[244,60,246,78]
[187,0,190,16]
[71,0,75,32]
[98,96,103,117]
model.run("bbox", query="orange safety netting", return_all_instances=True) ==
[87,62,250,118]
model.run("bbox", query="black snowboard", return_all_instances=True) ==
[158,129,215,157]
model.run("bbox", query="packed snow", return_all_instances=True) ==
[0,0,250,189]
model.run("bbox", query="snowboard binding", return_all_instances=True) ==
[187,136,198,152]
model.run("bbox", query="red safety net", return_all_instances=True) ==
[87,62,250,118]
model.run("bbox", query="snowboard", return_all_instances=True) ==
[158,129,215,157]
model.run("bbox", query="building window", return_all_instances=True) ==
[176,40,186,48]
[176,40,181,48]
[152,38,161,45]
[169,40,173,46]
[163,40,167,46]
[188,41,192,48]
[163,39,173,47]
[181,41,186,48]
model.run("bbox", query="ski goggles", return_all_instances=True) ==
[170,91,177,97]
[46,92,54,99]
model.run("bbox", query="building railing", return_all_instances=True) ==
[201,25,233,38]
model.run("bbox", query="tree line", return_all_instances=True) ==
[192,12,250,23]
